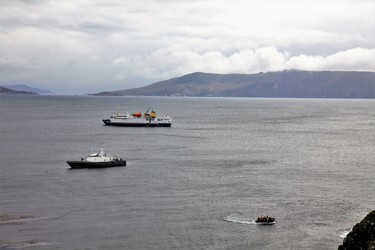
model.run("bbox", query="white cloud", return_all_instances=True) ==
[0,0,374,94]
[112,47,375,81]
[111,57,128,66]
[0,55,32,69]
[285,48,375,71]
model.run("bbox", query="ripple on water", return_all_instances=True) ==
[337,228,351,239]
[0,214,39,225]
[0,240,55,249]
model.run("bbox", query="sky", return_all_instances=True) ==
[0,0,374,94]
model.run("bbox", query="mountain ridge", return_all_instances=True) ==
[94,70,375,99]
[2,84,55,95]
[0,86,38,95]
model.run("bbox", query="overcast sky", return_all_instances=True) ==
[1,0,374,94]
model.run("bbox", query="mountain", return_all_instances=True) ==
[0,86,38,95]
[94,70,375,99]
[2,84,55,95]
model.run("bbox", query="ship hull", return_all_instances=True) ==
[103,119,171,127]
[256,221,276,225]
[66,160,126,169]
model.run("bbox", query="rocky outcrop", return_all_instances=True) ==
[339,211,375,250]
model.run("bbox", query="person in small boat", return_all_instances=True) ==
[256,216,275,223]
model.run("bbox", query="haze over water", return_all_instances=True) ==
[0,95,374,249]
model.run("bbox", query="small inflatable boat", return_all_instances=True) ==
[255,216,276,225]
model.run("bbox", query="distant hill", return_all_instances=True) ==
[2,84,55,95]
[0,86,38,95]
[94,70,375,99]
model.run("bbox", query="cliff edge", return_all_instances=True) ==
[339,211,375,250]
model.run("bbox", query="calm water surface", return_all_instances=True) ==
[0,95,374,249]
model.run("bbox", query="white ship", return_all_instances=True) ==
[103,109,172,127]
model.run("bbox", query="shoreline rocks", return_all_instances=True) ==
[338,210,375,250]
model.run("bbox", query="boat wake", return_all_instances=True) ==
[0,214,40,225]
[223,214,257,225]
[0,240,55,249]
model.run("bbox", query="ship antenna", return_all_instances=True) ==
[100,142,104,155]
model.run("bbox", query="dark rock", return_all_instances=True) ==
[338,211,375,250]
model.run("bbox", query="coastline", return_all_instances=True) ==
[338,211,375,250]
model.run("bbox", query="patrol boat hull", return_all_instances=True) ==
[67,160,126,169]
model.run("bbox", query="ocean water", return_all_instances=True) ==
[0,95,374,249]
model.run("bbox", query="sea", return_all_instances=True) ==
[0,95,374,249]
